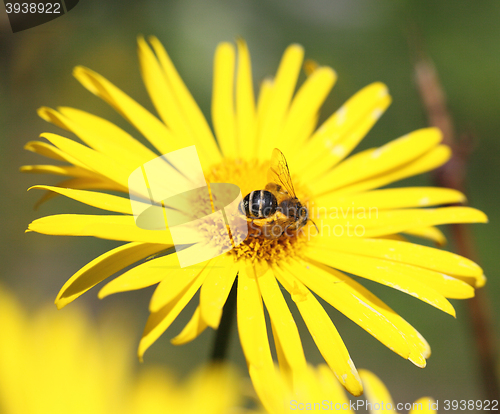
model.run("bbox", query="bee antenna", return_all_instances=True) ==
[309,218,319,233]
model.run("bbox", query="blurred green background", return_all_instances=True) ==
[1,0,499,408]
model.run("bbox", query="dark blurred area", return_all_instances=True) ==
[1,0,499,407]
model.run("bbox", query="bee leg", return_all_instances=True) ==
[263,219,284,240]
[283,223,294,237]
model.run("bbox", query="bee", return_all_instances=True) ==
[240,148,314,239]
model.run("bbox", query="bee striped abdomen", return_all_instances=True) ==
[242,190,277,218]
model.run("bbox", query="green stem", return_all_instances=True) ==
[210,275,238,362]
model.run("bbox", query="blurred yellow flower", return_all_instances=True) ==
[255,364,437,414]
[24,37,487,395]
[129,364,242,414]
[0,286,242,414]
[0,286,131,414]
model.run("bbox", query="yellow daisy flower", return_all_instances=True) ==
[255,363,437,413]
[24,37,487,396]
[0,285,242,414]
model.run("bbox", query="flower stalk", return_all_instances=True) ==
[211,276,238,361]
[415,56,500,401]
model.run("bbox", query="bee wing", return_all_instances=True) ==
[267,148,297,198]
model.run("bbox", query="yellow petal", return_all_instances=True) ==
[138,37,220,169]
[258,269,307,372]
[20,164,95,178]
[31,177,126,209]
[316,365,355,410]
[40,133,132,190]
[311,237,483,278]
[249,364,286,414]
[237,266,274,370]
[212,42,237,158]
[375,234,409,243]
[314,206,487,238]
[270,323,292,380]
[403,226,447,246]
[255,78,274,156]
[273,265,363,395]
[149,261,210,313]
[299,82,391,181]
[98,250,178,299]
[287,281,363,396]
[27,214,176,244]
[277,67,337,162]
[304,247,457,316]
[308,82,389,146]
[137,37,192,140]
[170,306,208,345]
[320,145,451,197]
[361,207,488,237]
[464,273,487,288]
[235,38,257,161]
[38,107,153,172]
[138,267,208,360]
[148,36,222,165]
[312,128,442,195]
[73,66,176,155]
[24,140,86,168]
[297,112,320,155]
[316,187,466,211]
[199,256,238,328]
[58,106,159,163]
[257,44,304,158]
[358,370,395,408]
[282,260,410,359]
[28,185,135,214]
[300,260,431,367]
[55,242,167,309]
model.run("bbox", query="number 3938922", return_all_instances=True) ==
[5,3,62,13]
